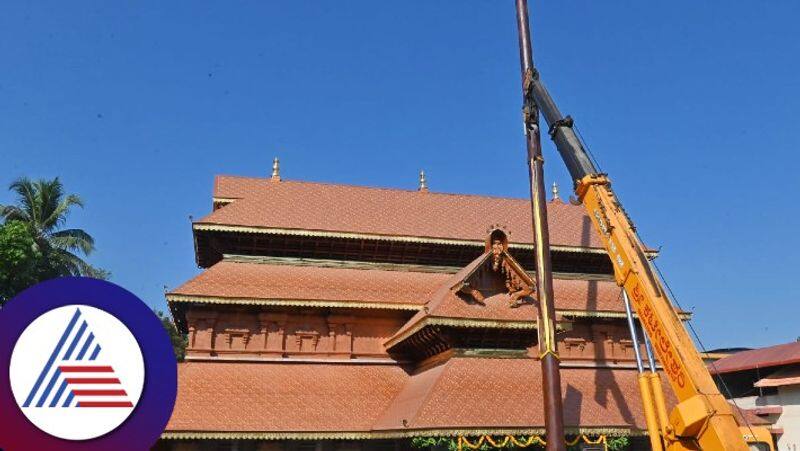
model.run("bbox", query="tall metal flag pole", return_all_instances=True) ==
[514,1,566,449]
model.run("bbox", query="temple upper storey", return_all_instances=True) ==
[169,175,676,367]
[192,175,627,273]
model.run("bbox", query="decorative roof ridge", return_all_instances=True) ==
[213,175,586,207]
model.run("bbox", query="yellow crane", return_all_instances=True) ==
[515,2,775,449]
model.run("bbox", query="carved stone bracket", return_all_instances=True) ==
[294,329,320,352]
[563,337,587,354]
[224,327,252,349]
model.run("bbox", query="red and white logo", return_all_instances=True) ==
[9,305,145,440]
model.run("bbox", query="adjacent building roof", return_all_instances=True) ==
[164,359,664,438]
[167,260,626,314]
[199,176,605,250]
[754,367,800,388]
[709,341,800,374]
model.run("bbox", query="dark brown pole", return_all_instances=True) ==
[514,1,566,450]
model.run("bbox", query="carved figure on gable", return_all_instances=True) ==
[457,229,537,307]
[488,230,535,307]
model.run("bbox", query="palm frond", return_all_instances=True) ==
[9,178,39,225]
[43,194,84,231]
[0,205,32,223]
[48,248,108,279]
[36,178,72,231]
[50,228,95,255]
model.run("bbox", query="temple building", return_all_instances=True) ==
[156,166,692,450]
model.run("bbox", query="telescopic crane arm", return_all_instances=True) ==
[522,68,750,450]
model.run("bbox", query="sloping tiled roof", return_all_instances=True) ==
[373,358,662,432]
[165,359,668,435]
[709,341,800,374]
[733,407,771,426]
[214,175,268,200]
[200,177,603,249]
[166,361,408,433]
[168,260,624,313]
[168,260,443,308]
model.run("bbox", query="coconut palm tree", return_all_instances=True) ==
[0,177,107,279]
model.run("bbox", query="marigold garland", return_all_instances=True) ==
[457,434,607,450]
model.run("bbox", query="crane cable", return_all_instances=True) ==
[572,122,603,174]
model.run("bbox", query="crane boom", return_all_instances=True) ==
[521,69,749,450]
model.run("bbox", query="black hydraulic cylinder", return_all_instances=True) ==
[526,70,599,183]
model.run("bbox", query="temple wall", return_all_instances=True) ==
[183,307,644,364]
[183,306,409,360]
[556,320,645,363]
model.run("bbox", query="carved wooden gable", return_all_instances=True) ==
[385,229,542,360]
[454,229,536,308]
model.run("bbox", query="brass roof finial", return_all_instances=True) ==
[271,157,281,181]
[551,181,561,202]
[419,170,428,192]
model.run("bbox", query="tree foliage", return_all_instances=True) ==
[0,221,41,304]
[156,310,187,361]
[0,177,107,301]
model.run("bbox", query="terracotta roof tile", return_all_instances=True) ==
[166,358,768,432]
[169,260,442,307]
[709,341,800,374]
[166,361,408,432]
[169,260,624,313]
[167,359,683,434]
[202,177,603,249]
[733,406,771,426]
[214,175,268,199]
[374,358,666,431]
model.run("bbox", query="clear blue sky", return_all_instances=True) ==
[1,1,798,349]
